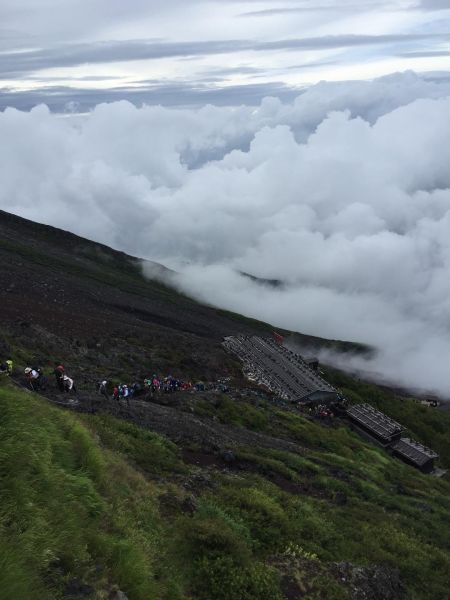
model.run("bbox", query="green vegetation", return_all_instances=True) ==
[2,205,450,599]
[0,382,165,600]
[193,394,271,431]
[80,413,187,477]
[325,368,450,467]
[1,377,450,600]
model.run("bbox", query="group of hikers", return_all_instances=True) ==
[96,380,142,401]
[24,363,77,393]
[1,359,77,393]
[1,356,230,402]
[2,356,344,425]
[97,375,229,403]
[303,393,347,421]
[143,376,207,394]
[305,403,338,420]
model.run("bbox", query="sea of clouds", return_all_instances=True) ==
[2,71,450,396]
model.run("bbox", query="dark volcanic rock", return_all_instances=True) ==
[108,588,129,600]
[220,449,237,464]
[333,562,411,600]
[64,578,94,598]
[0,336,11,355]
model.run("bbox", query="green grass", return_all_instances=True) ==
[80,413,187,477]
[0,382,168,599]
[1,376,450,600]
[193,395,271,431]
[324,368,450,468]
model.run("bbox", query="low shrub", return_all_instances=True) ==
[192,555,282,600]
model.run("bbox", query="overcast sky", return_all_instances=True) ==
[1,0,450,110]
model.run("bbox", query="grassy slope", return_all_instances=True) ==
[1,379,450,600]
[0,381,169,600]
[325,368,450,468]
[1,210,449,598]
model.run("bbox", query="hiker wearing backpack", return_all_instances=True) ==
[54,363,65,392]
[130,382,142,398]
[152,376,160,393]
[63,374,76,393]
[0,359,13,376]
[97,380,109,399]
[24,367,45,391]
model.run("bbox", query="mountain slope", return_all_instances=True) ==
[1,210,450,600]
[0,209,366,382]
[2,377,450,600]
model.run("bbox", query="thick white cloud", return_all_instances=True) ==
[2,71,450,397]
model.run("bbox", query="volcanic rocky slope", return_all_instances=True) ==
[1,209,450,600]
[0,209,355,384]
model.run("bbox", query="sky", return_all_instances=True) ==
[2,2,450,397]
[1,0,450,110]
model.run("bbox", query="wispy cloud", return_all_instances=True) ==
[240,1,450,17]
[0,80,302,112]
[240,6,341,17]
[399,49,450,56]
[418,0,450,10]
[238,3,378,18]
[1,33,449,78]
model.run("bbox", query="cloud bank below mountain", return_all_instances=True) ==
[2,70,450,396]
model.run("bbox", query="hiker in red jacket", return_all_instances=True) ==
[54,363,65,392]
